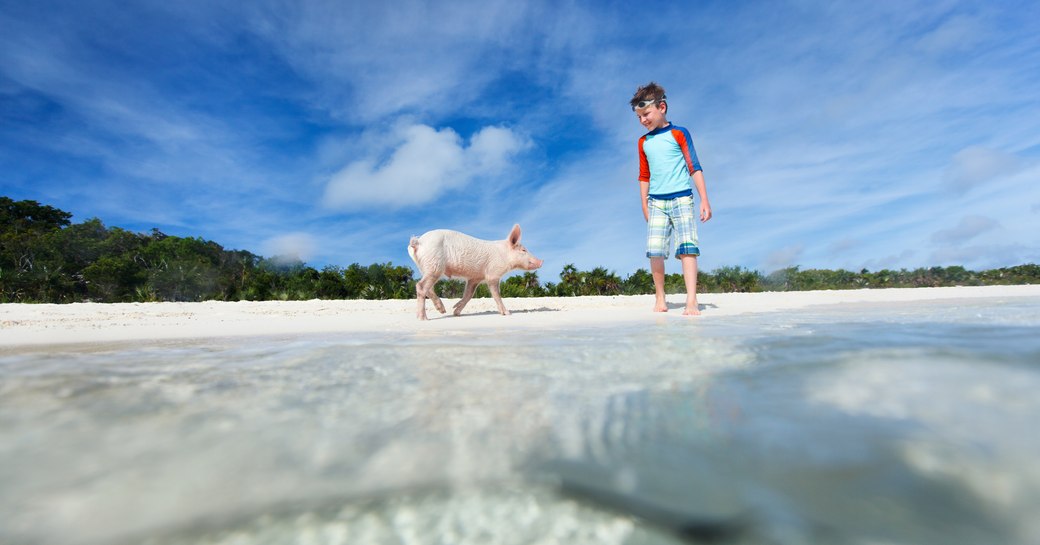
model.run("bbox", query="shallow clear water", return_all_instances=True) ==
[2,296,1039,545]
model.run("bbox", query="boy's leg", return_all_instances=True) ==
[650,257,667,312]
[672,195,701,315]
[645,197,670,312]
[681,255,700,315]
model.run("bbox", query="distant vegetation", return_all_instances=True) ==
[2,197,1038,303]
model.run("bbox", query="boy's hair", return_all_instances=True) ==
[630,82,667,109]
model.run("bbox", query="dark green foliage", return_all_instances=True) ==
[316,266,350,299]
[621,268,654,295]
[707,266,763,293]
[501,272,545,297]
[548,264,623,296]
[432,279,492,300]
[977,264,1040,285]
[1,196,72,233]
[1,198,77,302]
[2,196,1038,303]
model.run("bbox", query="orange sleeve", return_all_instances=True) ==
[637,136,649,182]
[671,128,701,174]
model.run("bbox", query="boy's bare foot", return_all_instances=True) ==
[654,298,668,312]
[683,298,701,316]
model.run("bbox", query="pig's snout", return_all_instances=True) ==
[527,257,544,270]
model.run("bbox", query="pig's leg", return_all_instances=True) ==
[426,282,447,314]
[415,273,439,320]
[452,279,480,316]
[487,278,510,315]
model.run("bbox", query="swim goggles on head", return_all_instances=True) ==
[633,98,663,110]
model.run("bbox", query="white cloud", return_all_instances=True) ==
[322,124,528,210]
[764,245,806,272]
[862,249,919,272]
[946,147,1024,193]
[264,232,317,263]
[468,126,529,173]
[930,215,1000,244]
[826,238,862,257]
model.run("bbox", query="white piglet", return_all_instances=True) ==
[407,224,544,320]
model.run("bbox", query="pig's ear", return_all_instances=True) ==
[508,224,522,246]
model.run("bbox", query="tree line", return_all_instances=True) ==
[2,196,1037,304]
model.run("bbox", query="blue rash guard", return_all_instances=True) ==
[637,123,702,198]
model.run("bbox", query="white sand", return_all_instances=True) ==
[2,285,1038,347]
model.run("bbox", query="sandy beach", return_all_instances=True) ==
[3,285,1038,347]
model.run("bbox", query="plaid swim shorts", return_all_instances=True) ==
[646,194,700,259]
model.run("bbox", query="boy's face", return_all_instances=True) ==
[635,101,668,131]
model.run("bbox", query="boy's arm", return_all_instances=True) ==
[637,136,650,221]
[640,181,650,221]
[692,170,712,222]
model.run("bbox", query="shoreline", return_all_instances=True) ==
[2,285,1039,348]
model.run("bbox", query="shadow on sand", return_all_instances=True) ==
[665,302,719,312]
[426,306,561,320]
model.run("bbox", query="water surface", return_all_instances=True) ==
[2,296,1039,544]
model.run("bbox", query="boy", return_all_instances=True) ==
[631,82,712,315]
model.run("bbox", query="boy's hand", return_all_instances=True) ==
[700,201,712,222]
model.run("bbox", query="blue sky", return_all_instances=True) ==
[2,1,1038,280]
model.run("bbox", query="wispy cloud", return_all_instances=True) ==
[246,1,560,123]
[945,147,1025,193]
[931,215,1001,244]
[764,246,807,272]
[264,232,317,264]
[2,0,1038,278]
